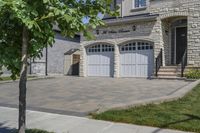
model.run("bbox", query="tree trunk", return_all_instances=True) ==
[18,26,29,133]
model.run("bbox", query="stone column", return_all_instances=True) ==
[113,44,120,78]
[79,45,86,77]
[152,19,165,66]
[187,10,200,66]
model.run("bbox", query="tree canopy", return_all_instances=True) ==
[0,0,118,79]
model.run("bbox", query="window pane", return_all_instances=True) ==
[135,0,146,8]
[135,0,139,7]
[140,0,146,6]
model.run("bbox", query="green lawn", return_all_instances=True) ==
[0,76,36,81]
[93,84,200,133]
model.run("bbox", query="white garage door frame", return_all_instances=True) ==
[86,44,114,77]
[120,41,154,78]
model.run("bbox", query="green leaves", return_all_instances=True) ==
[0,0,118,79]
[43,0,49,4]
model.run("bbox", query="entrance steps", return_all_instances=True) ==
[158,66,179,76]
[152,65,186,80]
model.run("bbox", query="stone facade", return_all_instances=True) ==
[31,32,80,75]
[80,0,200,77]
[149,0,200,66]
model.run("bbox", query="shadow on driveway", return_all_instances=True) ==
[0,122,16,133]
[152,114,200,133]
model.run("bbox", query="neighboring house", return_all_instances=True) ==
[30,31,80,76]
[79,0,200,78]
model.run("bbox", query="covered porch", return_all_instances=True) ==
[155,17,188,78]
[161,17,188,66]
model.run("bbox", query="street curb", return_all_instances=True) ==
[0,76,55,84]
[96,79,200,113]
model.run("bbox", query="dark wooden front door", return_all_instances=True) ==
[72,54,80,75]
[176,27,187,64]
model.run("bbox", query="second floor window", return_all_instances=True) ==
[133,0,147,8]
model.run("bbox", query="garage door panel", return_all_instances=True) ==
[130,65,137,77]
[137,51,151,65]
[120,42,154,77]
[101,65,110,76]
[87,44,114,77]
[120,52,136,64]
[137,65,148,77]
[121,64,137,77]
[87,65,100,76]
[87,54,113,77]
[101,54,112,64]
[88,54,101,65]
[142,54,148,64]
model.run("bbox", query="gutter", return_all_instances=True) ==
[104,15,158,26]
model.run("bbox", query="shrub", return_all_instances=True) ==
[185,69,200,79]
[26,129,54,133]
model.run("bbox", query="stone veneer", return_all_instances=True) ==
[80,0,200,77]
[150,0,200,66]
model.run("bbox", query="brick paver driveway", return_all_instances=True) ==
[0,76,191,116]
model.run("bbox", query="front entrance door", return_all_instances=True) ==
[72,54,80,75]
[176,27,187,64]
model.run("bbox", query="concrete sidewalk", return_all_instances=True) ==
[0,107,191,133]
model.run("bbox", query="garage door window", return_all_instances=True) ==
[102,44,114,52]
[121,42,153,51]
[138,42,153,50]
[121,42,136,51]
[88,44,101,53]
[88,44,114,53]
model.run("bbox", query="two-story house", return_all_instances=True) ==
[79,0,200,78]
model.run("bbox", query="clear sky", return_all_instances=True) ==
[82,13,104,24]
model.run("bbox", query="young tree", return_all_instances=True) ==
[0,0,118,133]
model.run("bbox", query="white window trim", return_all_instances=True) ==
[132,0,147,9]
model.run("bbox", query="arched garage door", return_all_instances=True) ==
[120,41,154,77]
[87,44,114,77]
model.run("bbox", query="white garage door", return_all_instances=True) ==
[87,44,114,77]
[120,41,154,77]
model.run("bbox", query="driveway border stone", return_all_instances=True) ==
[0,76,55,84]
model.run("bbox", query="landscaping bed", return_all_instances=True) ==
[25,129,53,133]
[93,84,200,133]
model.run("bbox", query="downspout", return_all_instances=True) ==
[29,58,32,75]
[121,0,123,17]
